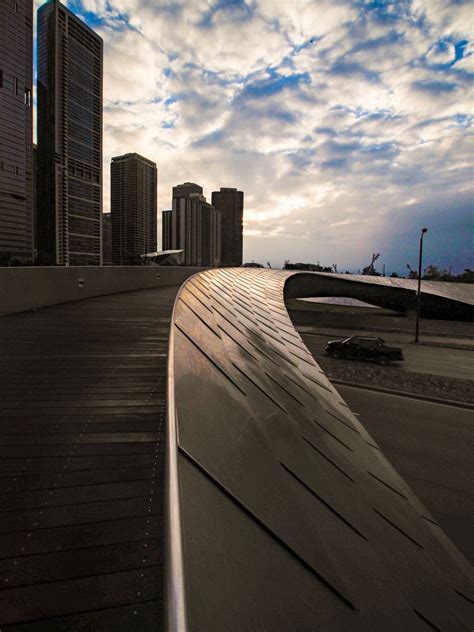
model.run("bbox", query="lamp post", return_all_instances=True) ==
[415,228,428,343]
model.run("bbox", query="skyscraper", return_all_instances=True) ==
[37,0,103,265]
[212,187,244,267]
[169,182,221,266]
[111,153,157,265]
[0,0,33,262]
[162,210,172,251]
[102,212,111,265]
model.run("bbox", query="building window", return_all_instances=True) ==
[15,166,19,175]
[24,87,31,105]
[14,77,18,95]
[0,70,3,88]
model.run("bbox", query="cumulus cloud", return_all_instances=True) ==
[34,0,473,273]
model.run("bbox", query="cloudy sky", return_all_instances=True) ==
[35,0,473,273]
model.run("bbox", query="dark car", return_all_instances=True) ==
[325,336,404,365]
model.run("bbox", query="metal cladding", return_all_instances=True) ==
[285,272,474,320]
[166,268,474,631]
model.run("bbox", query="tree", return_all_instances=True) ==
[283,261,333,272]
[422,265,473,283]
[362,253,381,276]
[457,268,474,283]
[424,264,442,280]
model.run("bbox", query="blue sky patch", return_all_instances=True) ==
[238,71,310,100]
[414,79,458,93]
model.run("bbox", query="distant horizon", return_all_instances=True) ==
[33,0,473,273]
[241,263,471,277]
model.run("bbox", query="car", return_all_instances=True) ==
[325,336,404,366]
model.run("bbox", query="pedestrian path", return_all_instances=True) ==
[0,286,179,630]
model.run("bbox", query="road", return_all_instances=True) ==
[301,332,474,380]
[337,384,474,563]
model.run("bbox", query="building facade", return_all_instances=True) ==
[0,0,34,262]
[102,212,111,265]
[168,182,221,267]
[212,187,244,267]
[162,209,172,251]
[111,153,157,265]
[37,0,103,265]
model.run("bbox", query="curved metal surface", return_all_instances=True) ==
[284,271,474,320]
[166,268,474,631]
[164,293,189,632]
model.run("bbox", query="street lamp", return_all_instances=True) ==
[415,228,428,343]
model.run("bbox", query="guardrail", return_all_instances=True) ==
[0,266,203,316]
[165,268,473,631]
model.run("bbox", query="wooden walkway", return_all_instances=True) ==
[0,286,179,630]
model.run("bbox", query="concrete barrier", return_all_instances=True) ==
[288,307,474,337]
[0,266,203,317]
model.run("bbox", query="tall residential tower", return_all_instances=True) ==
[212,187,244,267]
[162,210,172,251]
[166,182,221,267]
[37,0,103,265]
[111,153,157,265]
[0,0,33,262]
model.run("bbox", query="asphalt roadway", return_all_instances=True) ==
[301,332,474,380]
[338,384,474,564]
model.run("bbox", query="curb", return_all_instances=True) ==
[330,379,474,410]
[298,330,474,352]
[409,341,474,351]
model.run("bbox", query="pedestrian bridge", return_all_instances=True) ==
[167,268,473,631]
[0,267,472,631]
[285,271,474,320]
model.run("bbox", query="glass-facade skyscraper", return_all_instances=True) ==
[37,0,103,265]
[166,182,221,267]
[111,153,157,265]
[212,187,244,267]
[0,0,33,262]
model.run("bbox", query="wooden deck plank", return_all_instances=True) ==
[0,286,179,630]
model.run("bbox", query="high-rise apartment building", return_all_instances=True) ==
[102,212,111,265]
[212,187,244,267]
[32,143,37,255]
[111,153,157,265]
[162,210,172,251]
[0,0,33,262]
[168,182,221,267]
[37,0,103,265]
